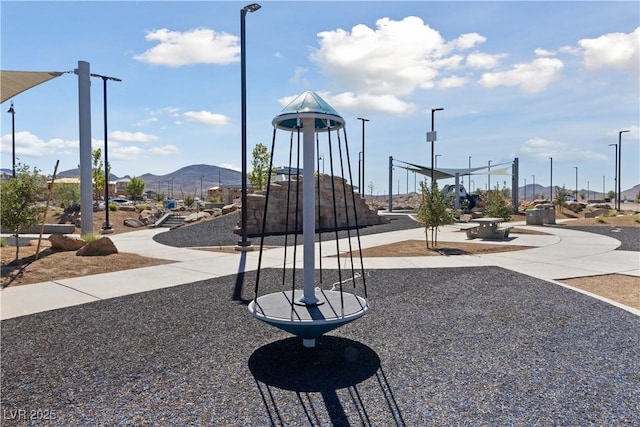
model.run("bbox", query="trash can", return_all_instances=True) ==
[526,209,544,225]
[165,199,176,209]
[540,204,556,224]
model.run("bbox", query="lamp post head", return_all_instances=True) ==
[619,130,630,135]
[432,107,444,112]
[7,102,14,114]
[242,3,261,13]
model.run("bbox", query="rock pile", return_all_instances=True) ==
[242,174,387,235]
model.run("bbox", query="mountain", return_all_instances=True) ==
[34,164,242,198]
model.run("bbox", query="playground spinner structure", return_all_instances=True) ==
[248,91,369,348]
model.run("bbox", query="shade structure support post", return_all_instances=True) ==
[76,61,93,236]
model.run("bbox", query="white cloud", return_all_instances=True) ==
[479,58,564,93]
[110,131,159,143]
[183,111,230,127]
[135,117,158,126]
[310,16,453,97]
[579,27,640,71]
[520,137,607,162]
[1,131,76,158]
[220,162,240,171]
[110,145,143,160]
[147,145,180,155]
[466,52,507,69]
[133,28,239,67]
[437,75,468,89]
[289,67,309,86]
[450,32,486,50]
[322,91,415,114]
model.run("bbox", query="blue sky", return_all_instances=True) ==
[1,1,638,196]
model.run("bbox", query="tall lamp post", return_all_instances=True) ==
[574,166,578,201]
[608,143,617,203]
[7,102,15,178]
[238,2,261,250]
[90,73,121,234]
[435,154,442,168]
[357,117,369,196]
[427,108,444,186]
[531,175,535,199]
[487,160,492,191]
[466,155,471,190]
[549,157,553,201]
[617,130,630,210]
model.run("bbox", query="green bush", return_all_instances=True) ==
[596,216,606,223]
[81,233,99,243]
[0,237,7,247]
[607,210,618,217]
[135,204,149,213]
[108,203,119,212]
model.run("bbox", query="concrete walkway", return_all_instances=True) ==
[2,220,638,320]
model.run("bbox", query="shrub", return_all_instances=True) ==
[108,203,119,212]
[81,233,99,243]
[607,210,618,217]
[0,237,7,247]
[135,204,149,213]
[596,216,606,223]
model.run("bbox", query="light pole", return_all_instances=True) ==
[428,108,444,187]
[467,155,471,190]
[435,154,442,168]
[532,175,535,199]
[90,73,121,234]
[574,166,578,201]
[524,178,527,201]
[488,160,492,191]
[608,143,617,204]
[357,117,369,196]
[238,2,261,249]
[7,102,15,178]
[549,157,553,201]
[617,130,630,210]
[318,154,324,174]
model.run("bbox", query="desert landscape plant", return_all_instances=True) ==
[0,163,47,261]
[126,176,145,200]
[485,188,514,220]
[248,143,275,192]
[416,182,455,248]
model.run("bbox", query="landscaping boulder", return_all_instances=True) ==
[138,209,159,226]
[222,204,237,215]
[49,234,86,251]
[124,217,145,228]
[184,211,211,223]
[76,237,118,256]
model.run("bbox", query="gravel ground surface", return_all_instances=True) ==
[2,267,638,425]
[153,212,422,248]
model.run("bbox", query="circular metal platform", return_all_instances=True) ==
[248,290,368,347]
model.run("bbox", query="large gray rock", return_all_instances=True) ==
[123,217,145,228]
[222,204,237,215]
[49,234,86,251]
[138,209,158,226]
[184,211,211,223]
[76,237,118,256]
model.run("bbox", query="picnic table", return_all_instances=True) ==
[465,217,512,240]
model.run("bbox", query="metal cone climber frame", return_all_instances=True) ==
[248,91,369,348]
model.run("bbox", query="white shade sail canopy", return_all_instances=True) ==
[397,159,513,181]
[1,70,65,103]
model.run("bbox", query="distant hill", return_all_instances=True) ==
[15,164,242,198]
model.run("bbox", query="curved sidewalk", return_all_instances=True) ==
[1,223,638,320]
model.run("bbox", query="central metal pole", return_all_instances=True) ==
[7,103,15,178]
[301,117,320,305]
[357,117,369,196]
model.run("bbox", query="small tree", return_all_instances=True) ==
[0,163,47,261]
[184,194,195,209]
[248,143,274,192]
[485,188,514,220]
[554,185,570,213]
[607,190,615,201]
[51,182,80,208]
[416,182,455,248]
[126,176,145,200]
[91,148,110,200]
